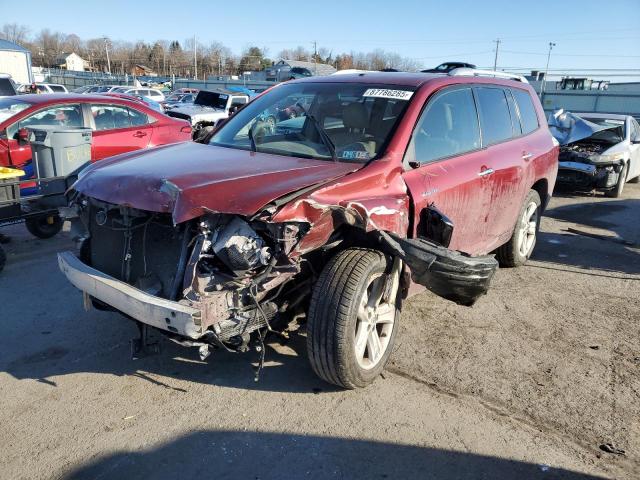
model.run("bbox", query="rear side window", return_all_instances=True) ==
[511,88,539,134]
[128,108,150,126]
[50,85,66,92]
[407,87,481,164]
[475,87,513,145]
[91,105,131,130]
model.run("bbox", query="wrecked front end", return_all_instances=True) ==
[557,142,626,190]
[549,110,627,190]
[60,196,311,356]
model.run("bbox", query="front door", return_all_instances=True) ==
[402,86,493,256]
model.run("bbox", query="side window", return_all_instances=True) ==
[91,104,131,131]
[630,119,640,141]
[511,88,539,134]
[505,89,522,135]
[13,104,84,136]
[407,87,480,164]
[475,87,513,145]
[128,108,149,127]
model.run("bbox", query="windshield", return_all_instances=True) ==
[210,82,414,162]
[582,117,626,138]
[194,91,228,109]
[0,98,30,123]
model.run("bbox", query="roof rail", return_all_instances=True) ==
[448,68,529,83]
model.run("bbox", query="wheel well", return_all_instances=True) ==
[531,179,549,212]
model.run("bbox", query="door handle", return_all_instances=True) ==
[522,152,533,161]
[133,131,147,138]
[478,168,494,177]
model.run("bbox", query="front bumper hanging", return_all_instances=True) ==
[58,251,203,339]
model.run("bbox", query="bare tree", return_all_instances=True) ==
[0,23,29,44]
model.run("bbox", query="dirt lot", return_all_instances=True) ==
[1,184,638,480]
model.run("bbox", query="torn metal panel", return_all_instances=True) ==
[379,231,498,306]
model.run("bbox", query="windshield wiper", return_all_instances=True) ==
[305,113,338,162]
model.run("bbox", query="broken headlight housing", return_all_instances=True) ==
[589,152,625,164]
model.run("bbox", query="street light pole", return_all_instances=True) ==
[493,38,500,70]
[103,37,111,74]
[540,41,556,102]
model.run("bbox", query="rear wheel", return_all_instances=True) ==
[25,214,63,239]
[496,190,541,267]
[605,162,628,198]
[307,248,401,389]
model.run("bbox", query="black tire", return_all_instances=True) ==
[496,190,542,268]
[306,248,400,389]
[25,214,63,239]
[605,162,628,198]
[0,245,6,273]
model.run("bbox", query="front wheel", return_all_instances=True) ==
[605,162,628,198]
[25,214,63,239]
[306,248,402,389]
[496,190,541,267]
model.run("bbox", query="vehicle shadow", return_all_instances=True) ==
[2,319,339,395]
[533,198,640,276]
[61,429,605,480]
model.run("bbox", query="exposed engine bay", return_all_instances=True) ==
[73,195,311,355]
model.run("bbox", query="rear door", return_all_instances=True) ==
[402,86,493,255]
[473,86,524,250]
[88,103,153,160]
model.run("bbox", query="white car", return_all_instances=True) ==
[166,89,249,133]
[111,87,165,102]
[551,112,640,197]
[17,83,68,94]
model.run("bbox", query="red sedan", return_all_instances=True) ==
[0,93,192,170]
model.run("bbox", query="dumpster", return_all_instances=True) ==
[0,167,25,273]
[28,125,92,179]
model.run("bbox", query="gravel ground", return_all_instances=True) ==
[0,184,638,480]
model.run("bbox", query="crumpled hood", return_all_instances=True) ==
[73,142,360,223]
[548,110,618,145]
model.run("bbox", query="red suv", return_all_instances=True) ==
[59,72,558,388]
[0,94,192,170]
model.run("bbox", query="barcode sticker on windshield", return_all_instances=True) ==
[363,89,413,100]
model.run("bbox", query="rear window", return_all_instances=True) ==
[511,88,539,134]
[50,85,66,92]
[0,78,17,96]
[475,87,513,145]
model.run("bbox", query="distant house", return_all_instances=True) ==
[54,52,88,72]
[265,59,336,82]
[131,64,157,77]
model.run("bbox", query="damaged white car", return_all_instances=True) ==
[549,110,640,197]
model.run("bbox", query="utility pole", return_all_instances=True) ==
[540,41,556,102]
[193,35,198,80]
[104,37,111,75]
[493,39,501,70]
[313,41,317,75]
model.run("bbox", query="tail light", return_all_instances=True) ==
[180,125,192,134]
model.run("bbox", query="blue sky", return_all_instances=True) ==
[1,0,639,79]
